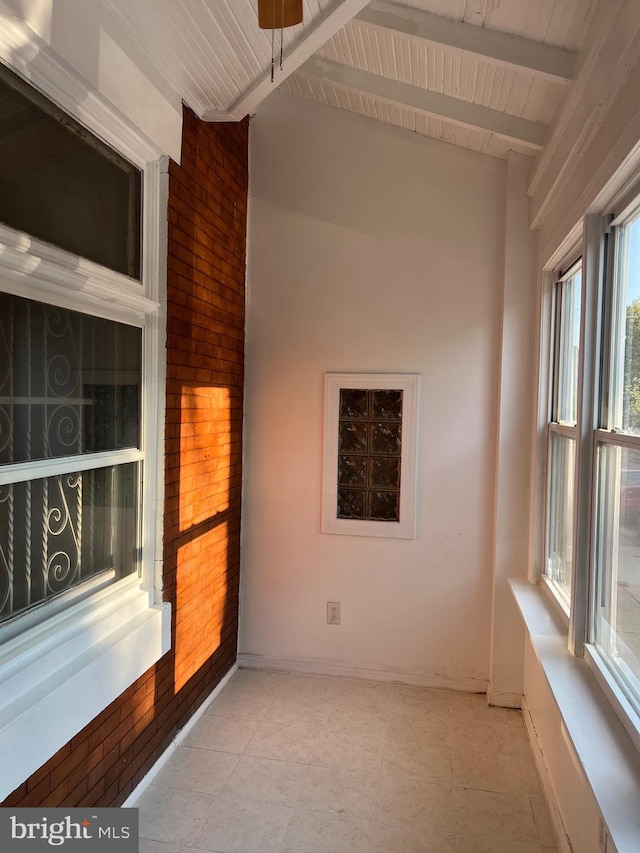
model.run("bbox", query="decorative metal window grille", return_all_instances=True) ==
[337,389,402,521]
[0,293,141,623]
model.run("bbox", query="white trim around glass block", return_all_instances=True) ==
[322,372,419,539]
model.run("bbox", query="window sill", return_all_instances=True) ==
[509,578,640,853]
[0,577,171,801]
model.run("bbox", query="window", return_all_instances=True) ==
[592,211,640,716]
[0,294,142,625]
[0,55,169,800]
[322,373,418,539]
[0,63,141,278]
[542,205,640,736]
[544,261,582,612]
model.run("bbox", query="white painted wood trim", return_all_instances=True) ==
[0,578,171,801]
[486,690,522,709]
[0,449,144,488]
[0,9,163,166]
[357,1,577,84]
[0,226,159,324]
[321,373,419,539]
[123,663,239,806]
[237,654,488,694]
[521,696,573,853]
[529,2,640,229]
[0,40,171,793]
[203,0,372,121]
[510,578,640,853]
[299,56,547,150]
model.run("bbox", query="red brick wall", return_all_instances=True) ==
[2,106,248,808]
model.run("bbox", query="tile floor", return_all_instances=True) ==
[133,668,558,853]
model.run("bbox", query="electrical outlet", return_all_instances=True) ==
[327,601,341,625]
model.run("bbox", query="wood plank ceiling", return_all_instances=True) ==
[104,0,599,160]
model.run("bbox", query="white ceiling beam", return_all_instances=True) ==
[356,0,578,85]
[299,55,548,150]
[202,0,372,121]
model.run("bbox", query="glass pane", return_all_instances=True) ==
[556,269,581,425]
[0,293,141,463]
[339,389,368,420]
[594,443,640,708]
[370,456,400,489]
[369,491,399,521]
[338,421,368,454]
[0,462,139,623]
[371,390,402,421]
[612,216,640,433]
[338,455,367,487]
[337,488,366,519]
[371,423,401,455]
[545,432,576,608]
[0,65,141,278]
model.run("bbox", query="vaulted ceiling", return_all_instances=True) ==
[103,0,598,161]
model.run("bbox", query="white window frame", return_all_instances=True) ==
[539,206,640,750]
[321,373,419,539]
[543,258,582,615]
[0,43,171,801]
[584,205,640,747]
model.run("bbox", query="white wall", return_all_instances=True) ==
[489,153,539,706]
[241,91,507,687]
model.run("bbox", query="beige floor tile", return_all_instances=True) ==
[137,672,548,853]
[245,720,319,764]
[387,710,451,743]
[452,747,542,796]
[382,739,453,786]
[192,795,293,853]
[222,755,307,806]
[455,835,553,853]
[153,746,239,795]
[390,686,452,716]
[298,765,378,816]
[182,715,259,754]
[136,785,215,846]
[324,676,393,703]
[228,668,285,689]
[446,692,489,719]
[374,776,456,834]
[139,841,188,853]
[281,808,371,853]
[324,706,390,738]
[450,713,529,758]
[369,819,455,852]
[530,795,558,847]
[206,688,273,721]
[263,694,331,727]
[454,787,539,846]
[312,729,385,774]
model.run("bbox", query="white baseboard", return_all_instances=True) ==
[237,654,488,694]
[521,696,573,853]
[122,663,238,806]
[487,689,523,709]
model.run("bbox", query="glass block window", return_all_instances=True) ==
[337,389,402,521]
[322,374,419,539]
